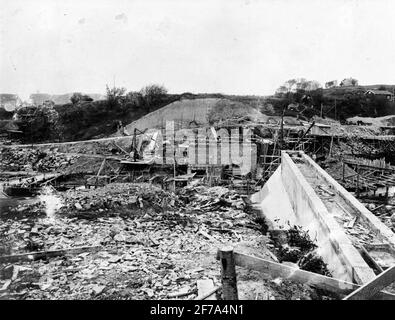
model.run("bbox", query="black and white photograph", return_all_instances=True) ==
[1,0,395,306]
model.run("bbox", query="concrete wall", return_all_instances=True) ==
[252,151,376,284]
[280,152,375,283]
[251,167,296,229]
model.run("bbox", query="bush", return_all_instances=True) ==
[14,101,59,141]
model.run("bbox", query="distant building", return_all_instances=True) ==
[29,93,52,105]
[365,89,394,100]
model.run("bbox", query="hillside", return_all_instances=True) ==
[5,87,395,143]
[322,86,366,100]
[124,98,267,132]
[323,85,395,99]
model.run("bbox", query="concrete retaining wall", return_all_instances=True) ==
[251,167,296,229]
[280,152,375,283]
[252,151,377,283]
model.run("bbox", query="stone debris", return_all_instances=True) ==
[0,147,78,173]
[0,183,281,300]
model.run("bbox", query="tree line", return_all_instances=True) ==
[270,78,395,121]
[13,84,170,142]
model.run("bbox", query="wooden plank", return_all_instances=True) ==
[344,265,395,300]
[196,279,217,300]
[194,286,221,300]
[0,246,101,263]
[95,158,106,186]
[232,252,395,299]
[359,246,384,274]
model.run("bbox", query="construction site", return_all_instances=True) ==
[1,96,395,301]
[2,0,395,305]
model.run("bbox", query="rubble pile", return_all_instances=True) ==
[329,124,382,138]
[179,185,246,210]
[0,148,78,173]
[0,182,335,300]
[0,183,278,300]
[60,183,182,217]
[3,202,46,219]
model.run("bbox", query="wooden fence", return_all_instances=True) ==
[216,247,395,300]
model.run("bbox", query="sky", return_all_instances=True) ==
[1,0,395,100]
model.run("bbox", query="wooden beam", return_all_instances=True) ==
[344,265,395,300]
[0,246,102,263]
[194,286,221,300]
[232,252,395,299]
[359,246,384,274]
[95,158,106,186]
[113,142,129,155]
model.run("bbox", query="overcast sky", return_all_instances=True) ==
[1,0,395,99]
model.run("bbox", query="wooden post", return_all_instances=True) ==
[95,158,106,187]
[218,247,238,300]
[329,134,334,158]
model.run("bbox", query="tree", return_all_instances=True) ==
[126,91,144,106]
[140,84,168,112]
[340,77,359,87]
[106,85,126,108]
[275,79,298,96]
[275,78,322,96]
[366,95,394,116]
[14,100,59,141]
